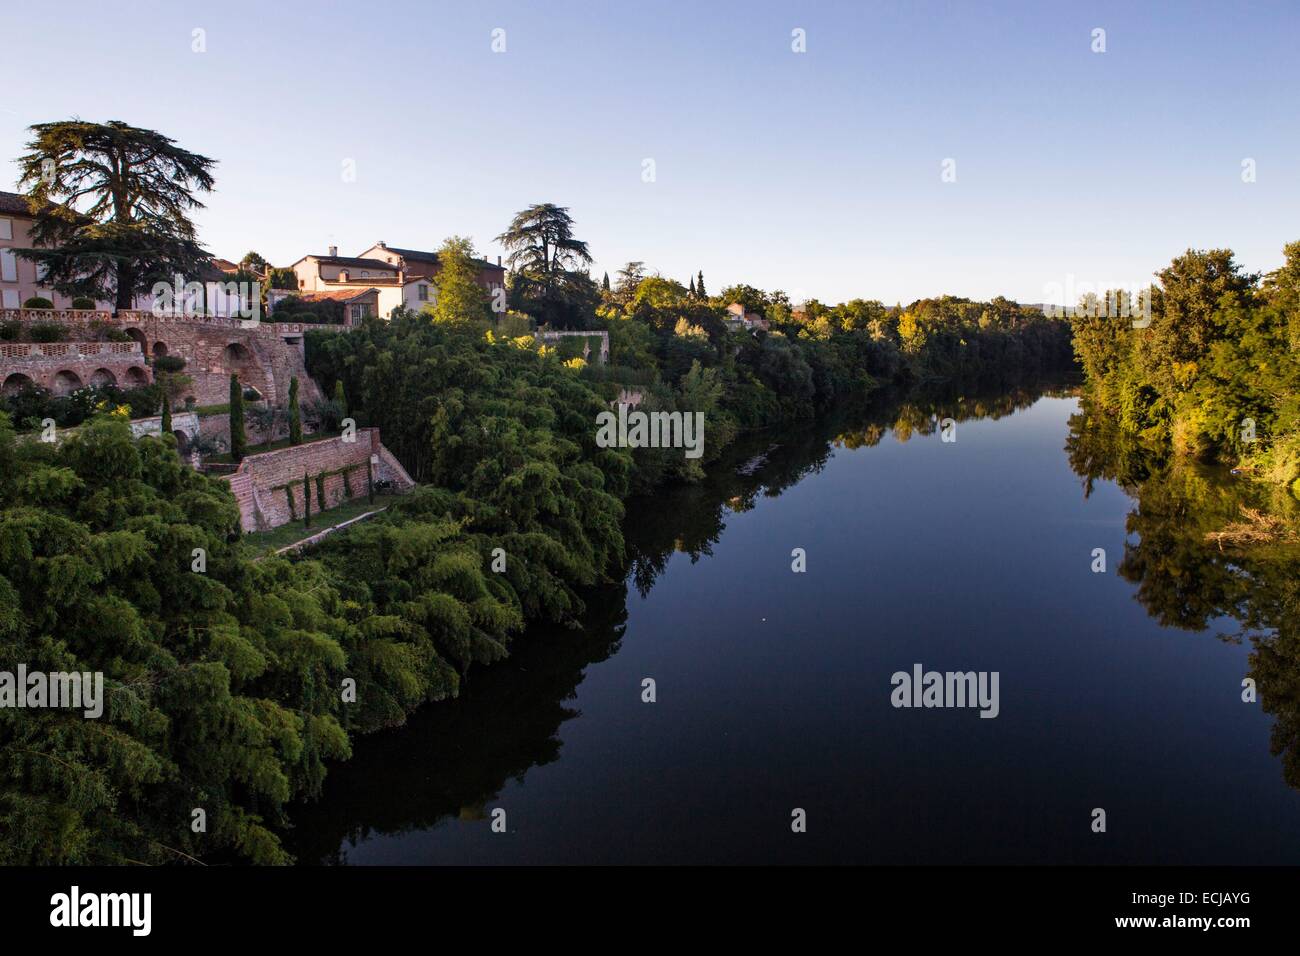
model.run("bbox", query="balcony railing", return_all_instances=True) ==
[0,341,142,360]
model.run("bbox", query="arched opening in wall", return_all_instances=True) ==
[2,373,34,397]
[183,395,197,410]
[172,430,191,454]
[124,328,147,353]
[90,368,117,388]
[124,366,149,388]
[152,342,168,358]
[52,370,84,396]
[222,342,256,381]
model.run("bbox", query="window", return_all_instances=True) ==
[356,304,373,320]
[1,289,18,309]
[0,218,11,240]
[0,250,16,283]
[417,284,428,301]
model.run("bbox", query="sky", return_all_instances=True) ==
[2,0,1298,306]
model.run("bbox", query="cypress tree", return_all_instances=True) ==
[288,376,303,445]
[229,374,246,463]
[689,276,696,298]
[160,390,172,435]
[602,272,610,292]
[303,471,311,528]
[333,379,348,421]
[366,458,375,504]
[697,270,706,299]
[316,473,326,512]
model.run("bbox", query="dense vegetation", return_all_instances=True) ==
[1070,241,1300,498]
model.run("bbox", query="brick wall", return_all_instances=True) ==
[0,311,328,407]
[219,427,414,532]
[0,341,149,395]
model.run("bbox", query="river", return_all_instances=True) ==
[286,382,1300,864]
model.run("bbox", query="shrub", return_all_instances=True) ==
[0,321,19,341]
[22,296,54,309]
[70,297,97,310]
[27,322,66,343]
[153,355,188,374]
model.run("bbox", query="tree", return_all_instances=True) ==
[15,120,216,309]
[333,380,348,421]
[602,272,610,292]
[239,251,268,273]
[1144,249,1257,369]
[689,276,696,297]
[697,270,706,299]
[431,236,491,325]
[229,374,246,462]
[160,390,172,435]
[288,376,302,445]
[496,204,594,327]
[303,471,312,527]
[612,261,646,303]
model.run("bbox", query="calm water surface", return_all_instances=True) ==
[287,387,1300,864]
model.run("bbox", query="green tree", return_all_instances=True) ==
[333,380,348,420]
[229,374,246,462]
[497,204,595,327]
[160,390,172,435]
[15,120,216,309]
[697,270,706,299]
[288,376,302,445]
[430,236,491,325]
[303,471,311,528]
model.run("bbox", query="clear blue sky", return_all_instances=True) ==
[3,0,1297,305]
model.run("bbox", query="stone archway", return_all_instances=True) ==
[90,368,118,388]
[124,366,149,388]
[3,373,34,397]
[223,342,255,379]
[172,429,191,454]
[152,341,168,358]
[52,370,84,396]
[123,327,147,353]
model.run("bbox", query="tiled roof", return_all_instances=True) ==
[381,245,504,272]
[310,255,396,270]
[299,288,379,303]
[0,190,34,216]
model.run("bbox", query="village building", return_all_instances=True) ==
[288,241,506,318]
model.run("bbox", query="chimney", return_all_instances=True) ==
[328,245,338,257]
[497,255,502,267]
[340,270,349,281]
[378,241,386,249]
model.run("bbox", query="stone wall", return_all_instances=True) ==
[0,309,342,407]
[535,329,610,364]
[0,340,149,395]
[219,427,414,532]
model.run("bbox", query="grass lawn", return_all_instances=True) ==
[207,430,342,464]
[239,493,397,557]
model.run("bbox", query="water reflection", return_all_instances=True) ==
[1065,398,1300,791]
